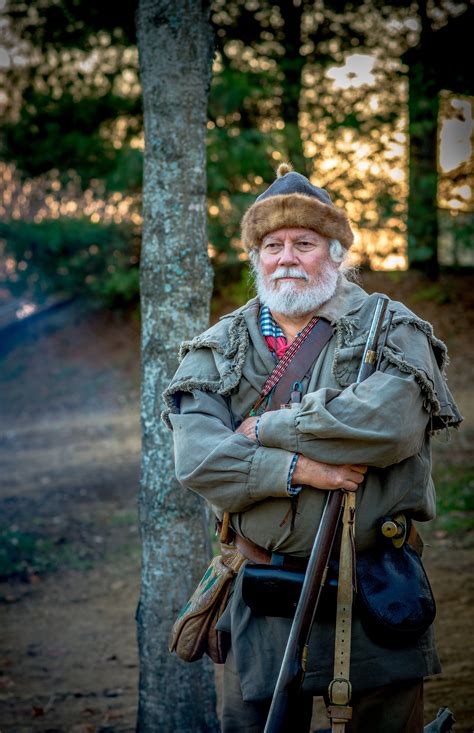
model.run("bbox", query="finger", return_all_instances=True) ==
[349,464,368,474]
[341,480,359,492]
[343,469,366,483]
[338,469,363,485]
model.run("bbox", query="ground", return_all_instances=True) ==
[0,270,472,732]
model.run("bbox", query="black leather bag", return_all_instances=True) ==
[356,542,436,647]
[242,564,306,618]
[241,544,436,647]
[241,559,338,620]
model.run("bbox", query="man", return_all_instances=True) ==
[163,164,461,732]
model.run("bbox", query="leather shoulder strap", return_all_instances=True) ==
[270,318,333,409]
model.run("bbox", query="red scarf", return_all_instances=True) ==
[264,334,289,360]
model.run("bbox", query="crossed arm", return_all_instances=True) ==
[169,367,429,513]
[236,415,367,492]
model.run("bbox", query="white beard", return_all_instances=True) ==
[254,261,339,318]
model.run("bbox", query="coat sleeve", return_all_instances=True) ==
[169,390,295,512]
[258,323,437,468]
[258,371,428,467]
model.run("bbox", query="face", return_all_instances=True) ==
[259,227,331,284]
[253,227,339,318]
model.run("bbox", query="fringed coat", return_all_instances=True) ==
[163,277,461,700]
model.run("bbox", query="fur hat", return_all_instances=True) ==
[241,163,354,251]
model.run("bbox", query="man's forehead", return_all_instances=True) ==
[262,227,325,242]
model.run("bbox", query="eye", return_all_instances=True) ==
[263,242,282,253]
[296,241,316,250]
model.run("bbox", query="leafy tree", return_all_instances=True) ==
[1,0,472,303]
[1,2,140,186]
[404,1,474,276]
[0,217,140,305]
[206,0,370,263]
[0,1,142,305]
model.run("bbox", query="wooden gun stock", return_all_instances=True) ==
[264,492,343,733]
[264,296,389,733]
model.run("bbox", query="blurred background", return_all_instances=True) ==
[0,1,472,731]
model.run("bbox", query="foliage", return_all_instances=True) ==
[1,89,142,185]
[432,467,474,533]
[0,1,142,305]
[0,218,140,305]
[0,0,472,305]
[0,527,59,579]
[206,0,387,263]
[439,209,474,268]
[410,283,452,305]
[211,261,256,319]
[1,0,141,187]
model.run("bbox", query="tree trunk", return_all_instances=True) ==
[406,1,439,278]
[136,2,218,731]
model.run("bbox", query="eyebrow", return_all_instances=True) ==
[262,237,319,245]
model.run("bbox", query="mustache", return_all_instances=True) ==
[270,267,309,282]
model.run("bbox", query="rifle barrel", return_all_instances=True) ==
[264,296,390,733]
[356,297,388,383]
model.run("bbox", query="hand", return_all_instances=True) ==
[235,416,259,442]
[292,455,367,492]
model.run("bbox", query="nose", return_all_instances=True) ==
[278,241,298,266]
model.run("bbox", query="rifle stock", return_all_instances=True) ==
[264,491,343,733]
[264,296,389,733]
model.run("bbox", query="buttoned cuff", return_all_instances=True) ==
[255,415,263,445]
[247,446,295,500]
[286,453,301,496]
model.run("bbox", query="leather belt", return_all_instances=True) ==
[217,519,308,570]
[234,532,308,572]
[219,520,420,575]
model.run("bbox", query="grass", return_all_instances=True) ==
[0,506,141,583]
[108,509,138,527]
[0,528,60,580]
[0,526,95,581]
[432,466,474,533]
[411,283,452,305]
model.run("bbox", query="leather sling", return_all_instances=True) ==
[257,317,333,412]
[222,317,334,545]
[328,491,356,732]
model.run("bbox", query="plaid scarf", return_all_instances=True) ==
[260,305,288,359]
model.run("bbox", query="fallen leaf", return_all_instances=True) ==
[0,675,15,690]
[81,707,97,716]
[110,580,124,591]
[105,710,124,721]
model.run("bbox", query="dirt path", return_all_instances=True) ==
[0,303,142,732]
[0,275,473,732]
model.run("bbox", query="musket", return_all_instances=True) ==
[264,296,390,733]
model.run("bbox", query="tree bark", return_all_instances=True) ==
[136,2,218,731]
